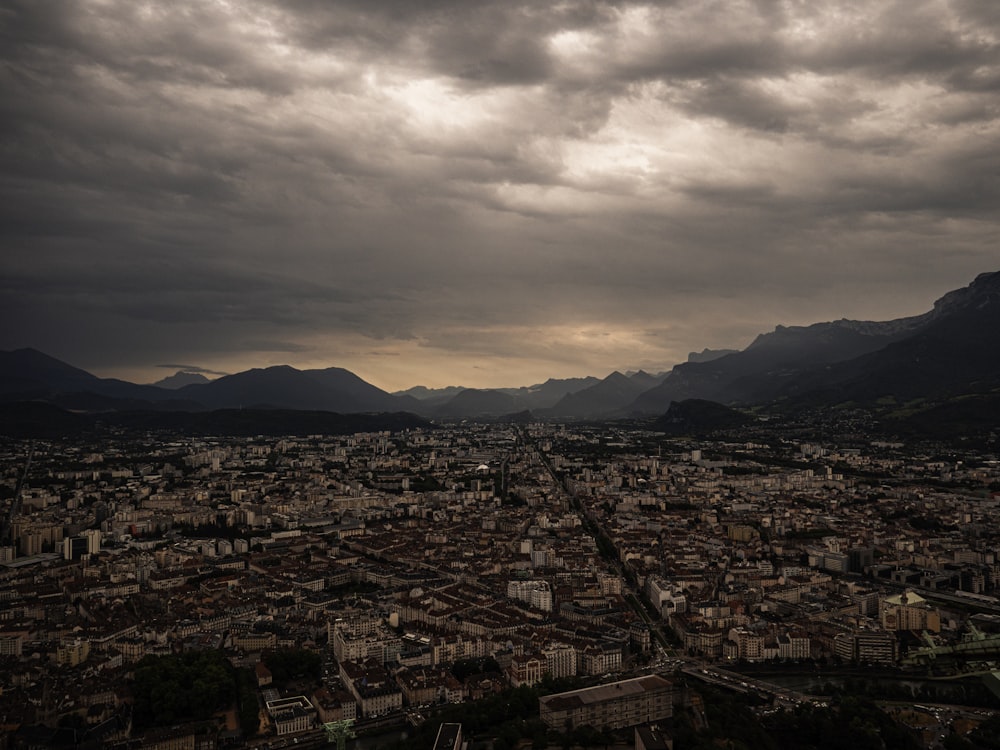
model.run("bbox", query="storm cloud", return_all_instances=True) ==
[2,0,998,389]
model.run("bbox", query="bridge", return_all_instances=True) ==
[902,627,1000,667]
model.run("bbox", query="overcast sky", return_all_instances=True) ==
[2,0,998,390]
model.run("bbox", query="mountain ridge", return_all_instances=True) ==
[627,272,1000,416]
[3,270,998,427]
[546,370,664,418]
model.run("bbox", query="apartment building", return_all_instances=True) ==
[539,675,674,731]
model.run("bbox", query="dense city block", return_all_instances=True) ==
[2,421,1000,749]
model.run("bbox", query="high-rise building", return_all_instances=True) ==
[62,529,101,560]
[848,546,875,574]
[542,642,577,679]
[882,591,940,632]
[833,629,895,665]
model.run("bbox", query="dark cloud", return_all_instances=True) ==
[1,0,998,388]
[673,78,802,133]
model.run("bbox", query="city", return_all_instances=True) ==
[2,418,999,749]
[4,0,1000,747]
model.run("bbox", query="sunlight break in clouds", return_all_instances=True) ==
[1,0,998,387]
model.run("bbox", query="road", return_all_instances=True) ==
[2,441,33,545]
[521,428,676,655]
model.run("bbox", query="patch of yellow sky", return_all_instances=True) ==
[138,324,686,392]
[325,324,684,391]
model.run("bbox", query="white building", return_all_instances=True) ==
[506,580,553,612]
[777,632,811,660]
[542,642,577,679]
[267,696,316,736]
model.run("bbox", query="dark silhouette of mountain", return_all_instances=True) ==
[0,349,621,419]
[547,371,654,417]
[434,389,524,417]
[174,365,310,409]
[625,370,666,391]
[687,348,739,363]
[0,348,101,397]
[304,366,423,411]
[780,270,1000,406]
[428,377,616,416]
[0,348,194,405]
[176,365,410,412]
[5,270,999,426]
[630,316,926,414]
[0,350,421,415]
[499,377,603,410]
[152,371,212,389]
[398,377,602,411]
[651,399,755,436]
[394,385,466,402]
[631,270,1000,431]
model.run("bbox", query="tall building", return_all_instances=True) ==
[63,530,100,560]
[776,632,811,660]
[84,528,101,554]
[881,591,941,632]
[542,642,577,679]
[848,547,875,574]
[833,629,895,665]
[56,638,90,667]
[12,520,63,556]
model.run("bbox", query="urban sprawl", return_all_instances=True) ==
[3,422,1000,747]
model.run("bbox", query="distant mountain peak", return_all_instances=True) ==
[152,371,211,389]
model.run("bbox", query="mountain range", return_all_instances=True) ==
[2,270,999,432]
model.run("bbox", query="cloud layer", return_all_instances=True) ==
[2,0,998,388]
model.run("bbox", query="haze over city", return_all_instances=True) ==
[2,1,999,391]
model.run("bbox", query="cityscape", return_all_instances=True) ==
[4,0,1000,748]
[2,409,1000,749]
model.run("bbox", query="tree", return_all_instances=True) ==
[131,651,238,730]
[968,714,1000,749]
[262,648,322,686]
